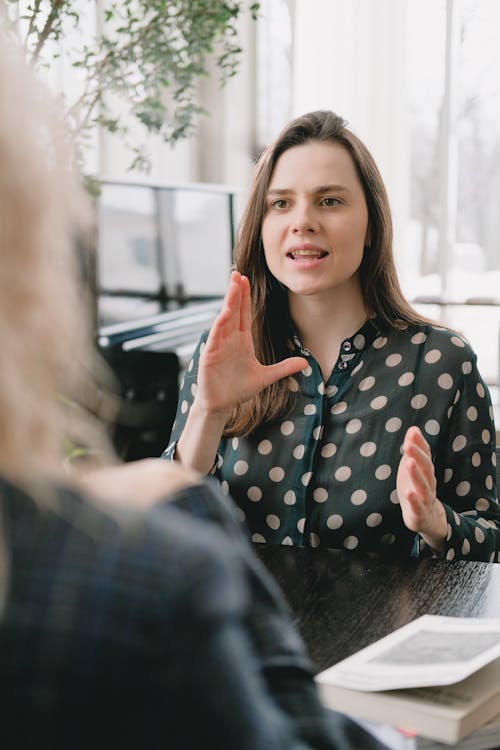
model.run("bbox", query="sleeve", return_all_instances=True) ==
[161,481,388,750]
[161,331,222,477]
[426,347,499,563]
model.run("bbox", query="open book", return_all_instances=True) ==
[315,615,500,745]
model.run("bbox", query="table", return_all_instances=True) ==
[255,544,500,673]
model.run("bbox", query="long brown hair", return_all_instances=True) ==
[225,110,431,436]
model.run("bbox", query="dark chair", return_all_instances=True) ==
[99,347,179,462]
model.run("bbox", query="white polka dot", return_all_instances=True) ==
[438,373,453,390]
[269,466,285,482]
[217,455,224,469]
[373,336,388,349]
[302,365,312,377]
[281,536,293,546]
[444,468,453,483]
[411,394,428,409]
[477,383,485,398]
[386,417,402,433]
[360,442,377,457]
[301,472,313,486]
[346,418,362,434]
[493,451,497,466]
[467,406,478,422]
[343,535,359,550]
[446,549,455,561]
[326,385,338,397]
[462,539,471,555]
[398,372,415,386]
[187,359,194,372]
[475,527,485,544]
[190,383,198,397]
[351,489,367,505]
[454,389,461,404]
[475,498,489,512]
[390,489,399,504]
[293,444,305,459]
[450,336,465,348]
[471,452,481,468]
[327,514,343,530]
[485,475,494,491]
[234,460,249,475]
[456,481,471,497]
[266,514,280,530]
[313,487,328,503]
[297,518,305,533]
[258,440,272,455]
[309,533,320,548]
[181,400,189,414]
[247,486,262,502]
[359,376,375,391]
[252,533,266,543]
[331,401,347,415]
[375,464,392,480]
[381,533,396,545]
[351,361,364,376]
[425,349,442,364]
[280,420,295,435]
[446,524,452,541]
[221,480,229,495]
[366,513,382,527]
[288,377,299,392]
[284,490,296,505]
[354,334,366,349]
[386,353,402,367]
[199,342,206,355]
[452,435,467,452]
[313,426,323,441]
[321,443,337,458]
[317,382,325,395]
[482,429,490,444]
[411,332,427,345]
[335,466,352,482]
[424,419,440,436]
[304,404,316,416]
[462,361,472,375]
[370,395,387,410]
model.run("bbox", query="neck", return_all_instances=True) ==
[289,281,367,380]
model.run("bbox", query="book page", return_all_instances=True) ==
[317,615,500,691]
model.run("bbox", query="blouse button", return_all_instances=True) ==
[342,341,352,352]
[338,361,348,371]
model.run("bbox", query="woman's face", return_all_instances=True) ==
[261,141,370,301]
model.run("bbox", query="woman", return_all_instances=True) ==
[165,110,499,562]
[0,42,387,749]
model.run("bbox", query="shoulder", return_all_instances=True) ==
[384,323,477,367]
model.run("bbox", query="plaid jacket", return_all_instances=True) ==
[0,475,384,749]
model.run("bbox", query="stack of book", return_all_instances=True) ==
[315,615,500,749]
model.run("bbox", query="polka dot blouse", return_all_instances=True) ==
[163,319,499,562]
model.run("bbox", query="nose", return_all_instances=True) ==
[290,203,318,234]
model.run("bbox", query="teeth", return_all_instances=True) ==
[290,250,324,258]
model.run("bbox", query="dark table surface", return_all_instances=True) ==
[255,544,500,673]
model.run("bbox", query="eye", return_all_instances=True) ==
[320,196,341,207]
[270,198,289,209]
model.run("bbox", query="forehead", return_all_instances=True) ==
[268,141,362,191]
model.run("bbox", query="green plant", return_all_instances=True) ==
[4,0,259,172]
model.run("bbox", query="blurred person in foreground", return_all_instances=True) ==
[0,39,388,750]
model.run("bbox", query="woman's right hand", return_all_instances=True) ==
[195,271,307,416]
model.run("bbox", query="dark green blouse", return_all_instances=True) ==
[164,319,499,562]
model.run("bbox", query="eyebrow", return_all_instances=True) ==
[266,184,351,196]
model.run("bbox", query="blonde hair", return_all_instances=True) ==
[0,40,113,482]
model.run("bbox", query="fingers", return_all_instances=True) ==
[260,356,308,389]
[401,426,435,488]
[204,272,243,351]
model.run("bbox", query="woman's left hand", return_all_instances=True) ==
[396,426,448,553]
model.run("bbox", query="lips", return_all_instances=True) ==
[287,244,328,260]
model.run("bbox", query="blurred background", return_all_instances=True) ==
[7,0,500,454]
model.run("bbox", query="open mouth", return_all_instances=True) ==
[287,249,328,260]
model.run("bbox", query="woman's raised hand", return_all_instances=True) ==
[396,426,448,553]
[195,271,307,416]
